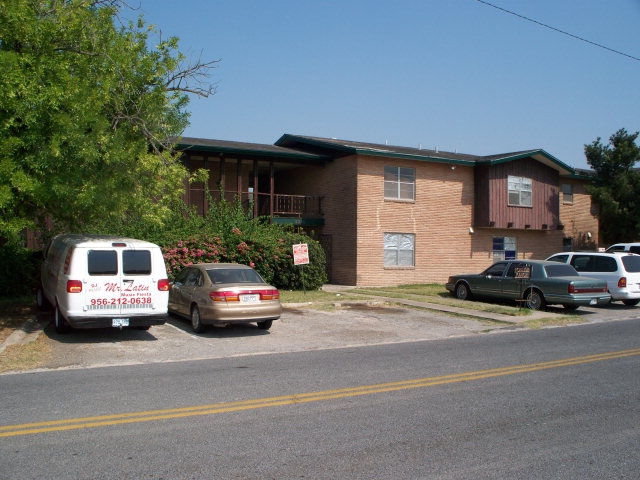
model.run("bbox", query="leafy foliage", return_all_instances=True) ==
[159,199,328,290]
[0,0,217,243]
[585,128,640,244]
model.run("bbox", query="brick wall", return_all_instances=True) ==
[353,156,477,286]
[559,178,599,250]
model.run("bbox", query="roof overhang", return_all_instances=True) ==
[480,150,575,176]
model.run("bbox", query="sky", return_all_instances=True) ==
[133,0,640,170]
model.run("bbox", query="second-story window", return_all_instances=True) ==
[384,166,415,200]
[508,175,532,207]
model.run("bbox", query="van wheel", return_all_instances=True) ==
[190,306,206,333]
[54,305,70,334]
[257,319,273,330]
[36,287,51,311]
[622,299,640,306]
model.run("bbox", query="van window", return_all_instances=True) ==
[571,255,617,273]
[88,250,118,275]
[621,255,640,273]
[123,250,152,275]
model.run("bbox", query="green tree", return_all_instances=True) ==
[585,128,640,244]
[0,0,217,241]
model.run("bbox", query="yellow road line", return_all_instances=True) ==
[2,348,639,438]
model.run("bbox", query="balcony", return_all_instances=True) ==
[209,191,324,226]
[260,193,324,226]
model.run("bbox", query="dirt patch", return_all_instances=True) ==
[0,305,37,344]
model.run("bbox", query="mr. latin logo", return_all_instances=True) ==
[103,282,150,292]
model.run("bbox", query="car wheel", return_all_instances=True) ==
[190,306,207,333]
[455,282,472,300]
[257,319,273,330]
[622,299,640,306]
[525,289,546,310]
[563,304,580,311]
[54,305,70,334]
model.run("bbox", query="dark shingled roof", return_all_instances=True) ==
[170,134,578,175]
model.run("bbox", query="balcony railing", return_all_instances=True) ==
[213,191,324,218]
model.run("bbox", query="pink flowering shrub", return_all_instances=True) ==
[161,228,327,290]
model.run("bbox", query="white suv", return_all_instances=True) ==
[546,251,640,306]
[605,243,640,254]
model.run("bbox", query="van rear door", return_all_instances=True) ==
[85,247,156,326]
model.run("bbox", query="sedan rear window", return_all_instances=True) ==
[207,268,264,284]
[545,264,579,277]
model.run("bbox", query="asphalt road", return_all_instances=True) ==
[1,318,639,479]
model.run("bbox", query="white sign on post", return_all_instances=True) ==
[292,243,309,265]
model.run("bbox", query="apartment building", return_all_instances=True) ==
[175,135,599,286]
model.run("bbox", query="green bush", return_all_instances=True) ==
[161,228,328,291]
[9,197,329,297]
[157,198,329,290]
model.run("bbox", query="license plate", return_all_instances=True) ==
[590,299,597,305]
[112,318,130,327]
[240,294,260,303]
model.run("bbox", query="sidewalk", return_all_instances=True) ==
[320,285,563,324]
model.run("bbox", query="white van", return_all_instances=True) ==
[37,234,170,333]
[546,251,640,306]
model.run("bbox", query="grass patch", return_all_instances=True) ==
[0,296,52,373]
[352,284,532,317]
[519,315,585,329]
[0,334,52,374]
[280,289,369,305]
[0,296,36,344]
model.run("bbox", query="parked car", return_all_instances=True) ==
[168,263,282,333]
[37,234,170,333]
[605,243,640,254]
[445,259,610,310]
[546,251,640,306]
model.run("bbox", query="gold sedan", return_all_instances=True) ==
[168,263,282,333]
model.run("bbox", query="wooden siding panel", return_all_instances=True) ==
[479,159,559,230]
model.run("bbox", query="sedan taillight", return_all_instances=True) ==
[209,291,239,302]
[260,289,280,300]
[568,283,607,293]
[209,289,280,302]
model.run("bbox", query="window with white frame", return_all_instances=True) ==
[508,175,532,207]
[493,236,517,261]
[384,166,415,200]
[384,233,415,267]
[561,183,573,204]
